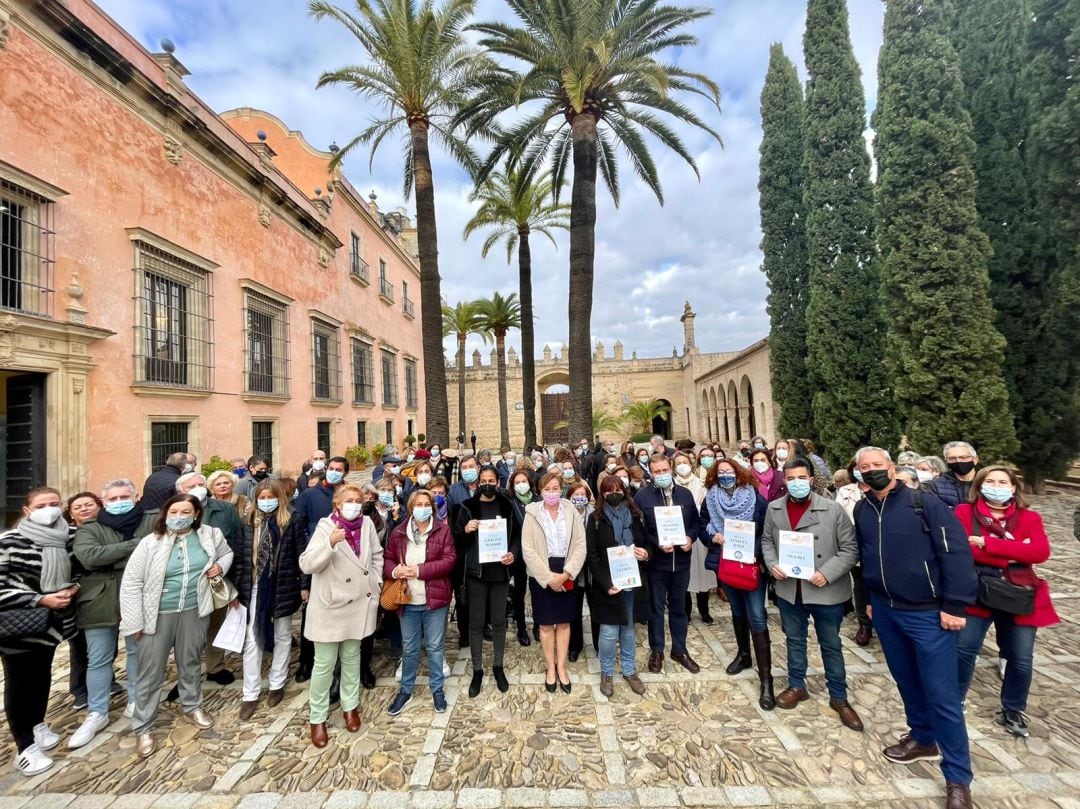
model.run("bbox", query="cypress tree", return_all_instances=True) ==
[803,0,896,466]
[875,0,1019,461]
[759,44,814,440]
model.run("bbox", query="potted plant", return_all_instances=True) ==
[404,434,417,448]
[372,442,387,461]
[345,445,370,471]
[417,432,427,448]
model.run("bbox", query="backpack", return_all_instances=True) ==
[854,487,929,534]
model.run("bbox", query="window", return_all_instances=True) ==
[385,420,394,446]
[0,180,54,317]
[349,232,369,284]
[402,280,414,318]
[133,241,213,390]
[243,290,290,395]
[381,349,398,406]
[252,421,274,468]
[350,338,375,404]
[357,420,368,447]
[317,421,332,458]
[378,259,394,302]
[311,319,341,402]
[405,359,418,409]
[150,421,189,471]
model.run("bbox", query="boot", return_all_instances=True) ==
[751,629,776,711]
[726,617,753,675]
[696,592,714,625]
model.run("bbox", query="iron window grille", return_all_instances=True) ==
[357,420,368,447]
[0,180,55,317]
[243,290,290,396]
[349,232,369,284]
[316,421,332,458]
[384,420,394,445]
[311,318,342,402]
[252,421,274,468]
[351,338,375,405]
[381,349,398,407]
[405,359,419,409]
[150,421,189,471]
[378,260,394,302]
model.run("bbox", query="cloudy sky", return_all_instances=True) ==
[96,0,884,361]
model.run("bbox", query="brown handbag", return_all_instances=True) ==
[380,577,410,611]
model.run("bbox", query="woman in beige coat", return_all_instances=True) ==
[522,471,587,694]
[298,483,382,748]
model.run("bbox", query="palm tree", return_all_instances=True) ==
[309,0,489,444]
[555,407,623,436]
[442,300,490,442]
[624,398,672,436]
[463,167,570,449]
[474,292,523,450]
[457,0,721,442]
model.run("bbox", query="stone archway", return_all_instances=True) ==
[717,384,729,443]
[653,398,673,440]
[537,371,570,446]
[727,380,740,441]
[740,375,756,439]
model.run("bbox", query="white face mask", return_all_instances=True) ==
[188,486,208,503]
[27,506,62,526]
[775,449,789,461]
[417,473,432,487]
[916,469,933,483]
[182,464,194,474]
[675,463,692,478]
[312,460,326,471]
[340,502,363,520]
[753,461,770,474]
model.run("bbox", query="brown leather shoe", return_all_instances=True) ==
[599,675,613,698]
[266,689,284,708]
[854,625,873,647]
[343,708,362,733]
[647,652,663,673]
[238,700,258,721]
[775,686,809,709]
[945,783,972,809]
[882,733,940,764]
[829,698,864,732]
[310,722,328,748]
[670,651,700,674]
[623,674,646,696]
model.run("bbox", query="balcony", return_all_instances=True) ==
[402,296,415,319]
[379,276,395,304]
[349,253,370,285]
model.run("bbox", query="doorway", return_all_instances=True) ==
[2,371,47,524]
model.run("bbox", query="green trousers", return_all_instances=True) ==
[308,639,361,723]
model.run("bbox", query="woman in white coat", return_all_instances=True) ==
[299,483,382,749]
[119,494,233,759]
[673,451,712,625]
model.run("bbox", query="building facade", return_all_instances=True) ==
[0,0,424,521]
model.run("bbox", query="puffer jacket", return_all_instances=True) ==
[231,513,304,619]
[383,519,457,611]
[930,473,973,510]
[73,514,156,629]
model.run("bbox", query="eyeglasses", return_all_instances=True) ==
[946,454,974,462]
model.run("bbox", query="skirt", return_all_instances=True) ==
[530,556,578,626]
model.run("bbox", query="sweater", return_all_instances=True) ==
[0,524,78,649]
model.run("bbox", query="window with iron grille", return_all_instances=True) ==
[381,349,398,407]
[252,421,275,468]
[378,259,394,302]
[357,420,368,447]
[311,319,342,402]
[150,421,189,471]
[317,421,332,458]
[405,359,418,409]
[349,231,369,284]
[243,291,290,395]
[0,181,55,317]
[133,242,213,390]
[351,338,375,405]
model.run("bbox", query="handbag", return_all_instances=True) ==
[718,558,760,592]
[380,577,410,611]
[0,606,51,643]
[977,565,1036,616]
[209,575,238,610]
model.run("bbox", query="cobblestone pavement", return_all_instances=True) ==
[2,493,1079,808]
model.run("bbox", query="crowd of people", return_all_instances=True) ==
[0,434,1065,809]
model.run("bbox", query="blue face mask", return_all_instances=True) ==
[461,468,479,484]
[717,474,737,489]
[981,484,1014,504]
[413,506,433,522]
[233,468,247,478]
[853,469,864,483]
[562,468,576,480]
[378,491,395,506]
[326,470,344,485]
[435,494,447,508]
[654,473,673,489]
[166,515,194,533]
[787,479,812,500]
[105,499,135,516]
[257,498,279,513]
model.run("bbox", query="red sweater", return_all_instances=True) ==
[955,502,1059,627]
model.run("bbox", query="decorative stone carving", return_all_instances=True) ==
[318,246,331,267]
[164,134,183,165]
[0,332,16,362]
[67,269,85,299]
[258,204,271,228]
[0,7,11,51]
[73,378,85,394]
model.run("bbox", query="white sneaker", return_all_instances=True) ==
[32,723,60,752]
[443,660,451,677]
[395,660,403,682]
[68,712,109,749]
[124,702,135,719]
[14,743,53,776]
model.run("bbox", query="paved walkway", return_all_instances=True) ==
[2,493,1078,808]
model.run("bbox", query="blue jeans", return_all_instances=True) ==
[400,604,448,695]
[598,591,637,677]
[722,576,769,632]
[85,626,137,715]
[648,565,690,655]
[872,595,972,786]
[777,596,846,699]
[956,612,1037,712]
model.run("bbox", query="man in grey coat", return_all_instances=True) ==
[761,458,863,731]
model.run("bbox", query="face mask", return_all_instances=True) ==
[27,506,62,526]
[604,492,625,506]
[700,457,715,469]
[340,502,363,520]
[739,448,750,458]
[312,460,326,471]
[786,479,812,500]
[861,469,892,491]
[571,496,589,509]
[462,468,479,484]
[981,484,1014,503]
[413,506,433,522]
[638,456,649,465]
[166,515,194,533]
[562,468,576,480]
[577,447,587,456]
[361,501,376,516]
[916,470,933,484]
[407,454,415,462]
[386,466,400,476]
[395,485,403,496]
[735,457,751,469]
[514,481,532,496]
[326,470,345,485]
[183,464,194,474]
[416,473,431,487]
[292,489,300,500]
[253,470,269,481]
[753,461,770,474]
[479,484,498,498]
[504,455,515,464]
[434,494,447,508]
[378,491,395,506]
[606,464,617,473]
[233,467,247,478]
[775,449,789,461]
[187,486,208,503]
[542,492,561,506]
[853,469,864,483]
[105,500,135,516]
[257,498,279,513]
[630,480,641,490]
[654,473,673,489]
[754,443,766,450]
[675,463,692,478]
[431,449,441,458]
[948,460,976,476]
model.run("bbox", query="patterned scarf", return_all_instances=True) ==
[331,512,364,556]
[705,484,757,536]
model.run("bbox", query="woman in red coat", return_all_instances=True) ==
[955,465,1059,738]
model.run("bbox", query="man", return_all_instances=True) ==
[736,439,752,459]
[235,455,271,500]
[140,451,187,511]
[470,431,478,454]
[930,441,979,510]
[372,447,397,484]
[230,457,248,479]
[634,454,701,674]
[449,455,481,507]
[649,435,674,459]
[761,459,862,731]
[854,447,977,809]
[495,450,517,490]
[297,449,327,490]
[590,439,616,491]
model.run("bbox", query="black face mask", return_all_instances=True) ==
[862,469,892,492]
[604,492,625,507]
[739,448,750,458]
[361,501,376,516]
[478,484,498,499]
[253,470,269,481]
[948,460,976,477]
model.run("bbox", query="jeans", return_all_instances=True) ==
[872,595,972,786]
[956,612,1037,712]
[309,639,360,723]
[722,575,769,632]
[648,565,690,655]
[778,596,847,700]
[85,627,138,714]
[242,584,294,701]
[1,646,56,752]
[400,604,448,695]
[467,579,508,670]
[598,591,637,677]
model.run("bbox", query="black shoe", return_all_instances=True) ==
[998,709,1030,738]
[361,668,376,690]
[166,685,180,703]
[468,670,484,699]
[493,666,509,693]
[545,673,557,693]
[533,626,541,643]
[696,593,714,625]
[517,626,531,647]
[559,676,572,695]
[207,669,235,686]
[568,650,581,663]
[295,666,312,684]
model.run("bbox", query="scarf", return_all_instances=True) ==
[20,516,72,592]
[606,503,635,547]
[973,498,1020,539]
[98,505,146,540]
[705,484,757,536]
[252,514,281,650]
[435,496,448,523]
[331,512,365,557]
[752,466,776,499]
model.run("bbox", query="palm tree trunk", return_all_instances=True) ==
[495,331,510,450]
[568,113,598,443]
[411,120,449,444]
[518,228,537,450]
[457,333,467,442]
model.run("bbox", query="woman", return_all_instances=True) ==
[0,487,79,775]
[750,449,787,502]
[915,456,946,487]
[595,454,622,491]
[64,492,101,713]
[69,481,155,748]
[634,447,652,481]
[208,470,249,519]
[620,441,638,469]
[798,439,832,494]
[673,452,712,625]
[385,490,457,716]
[428,443,456,483]
[955,466,1059,738]
[559,459,580,494]
[120,493,233,758]
[234,479,304,720]
[697,460,773,709]
[522,472,588,693]
[375,477,404,535]
[566,481,598,661]
[298,483,381,746]
[509,469,540,645]
[696,446,717,482]
[772,440,793,470]
[894,466,920,489]
[456,467,520,696]
[414,460,436,490]
[587,476,651,698]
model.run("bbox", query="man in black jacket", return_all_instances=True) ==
[930,441,979,510]
[140,452,187,511]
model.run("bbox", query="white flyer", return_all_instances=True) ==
[722,518,756,563]
[654,506,687,548]
[212,603,247,654]
[477,517,508,564]
[607,545,641,590]
[777,530,815,580]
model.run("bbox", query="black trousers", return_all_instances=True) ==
[68,630,88,699]
[468,579,508,670]
[511,559,528,629]
[851,566,872,628]
[452,565,470,645]
[2,645,56,752]
[298,603,315,672]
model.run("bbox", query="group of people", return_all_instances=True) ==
[0,435,1062,809]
